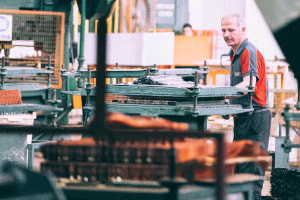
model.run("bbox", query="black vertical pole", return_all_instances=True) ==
[295,83,300,110]
[247,71,254,109]
[193,71,199,112]
[203,60,208,85]
[298,86,300,107]
[94,17,107,138]
[0,57,5,89]
[216,134,225,200]
[169,140,176,179]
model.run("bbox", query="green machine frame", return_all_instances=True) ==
[62,67,254,130]
[274,94,300,168]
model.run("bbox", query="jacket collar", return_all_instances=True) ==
[229,38,248,56]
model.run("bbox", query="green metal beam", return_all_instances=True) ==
[0,104,63,113]
[61,69,208,79]
[2,83,52,91]
[77,0,86,88]
[3,67,52,77]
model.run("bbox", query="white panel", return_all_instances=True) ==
[0,15,12,41]
[106,32,174,66]
[142,32,175,66]
[106,33,144,66]
[82,33,98,66]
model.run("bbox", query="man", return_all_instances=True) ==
[182,23,194,37]
[221,14,271,200]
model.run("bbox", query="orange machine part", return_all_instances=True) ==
[0,90,22,105]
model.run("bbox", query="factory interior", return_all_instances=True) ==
[0,0,299,199]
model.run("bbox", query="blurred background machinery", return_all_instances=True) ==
[0,9,64,87]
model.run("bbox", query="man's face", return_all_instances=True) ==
[183,27,193,37]
[221,17,245,49]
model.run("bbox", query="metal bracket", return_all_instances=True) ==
[247,71,256,109]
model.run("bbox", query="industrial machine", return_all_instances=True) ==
[0,8,69,126]
[0,161,66,200]
[61,66,254,130]
[38,126,268,200]
[0,9,65,87]
[273,93,300,169]
[0,56,63,166]
[0,2,70,171]
[0,56,63,125]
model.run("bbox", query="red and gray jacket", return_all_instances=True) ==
[229,38,269,110]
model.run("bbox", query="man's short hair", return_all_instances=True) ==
[221,14,245,27]
[182,23,192,29]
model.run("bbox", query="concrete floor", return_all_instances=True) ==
[262,171,271,197]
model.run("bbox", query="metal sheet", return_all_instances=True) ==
[62,84,247,99]
[106,103,252,117]
[107,85,248,98]
[4,67,53,77]
[1,83,52,91]
[61,68,208,79]
[0,104,63,113]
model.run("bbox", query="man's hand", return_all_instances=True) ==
[234,75,256,92]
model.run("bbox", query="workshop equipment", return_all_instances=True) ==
[61,66,213,127]
[0,56,63,125]
[0,112,36,166]
[59,130,227,200]
[0,63,62,166]
[105,83,253,131]
[274,106,300,168]
[62,67,253,130]
[0,56,62,166]
[0,89,34,166]
[40,126,270,183]
[1,65,52,103]
[0,89,22,105]
[0,9,65,88]
[39,113,270,200]
[0,161,66,200]
[271,86,300,200]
